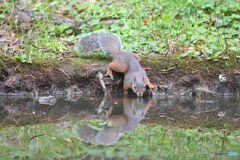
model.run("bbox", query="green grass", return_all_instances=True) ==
[0,120,240,159]
[0,0,239,65]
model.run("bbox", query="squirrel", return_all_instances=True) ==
[75,97,152,146]
[75,32,154,97]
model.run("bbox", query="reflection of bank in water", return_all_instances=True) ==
[75,97,152,146]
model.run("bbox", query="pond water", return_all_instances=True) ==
[0,95,239,159]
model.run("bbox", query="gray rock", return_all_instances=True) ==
[38,95,56,105]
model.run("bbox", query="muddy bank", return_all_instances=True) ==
[0,58,239,99]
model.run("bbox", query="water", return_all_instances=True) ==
[0,96,239,159]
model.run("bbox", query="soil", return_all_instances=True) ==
[0,56,239,98]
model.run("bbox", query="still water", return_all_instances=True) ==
[0,96,239,159]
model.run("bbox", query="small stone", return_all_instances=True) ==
[38,95,56,105]
[218,111,226,117]
[219,74,227,82]
[197,127,203,132]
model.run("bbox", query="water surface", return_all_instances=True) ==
[0,96,239,159]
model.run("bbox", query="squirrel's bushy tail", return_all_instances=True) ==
[75,32,122,56]
[75,125,98,144]
[75,125,120,145]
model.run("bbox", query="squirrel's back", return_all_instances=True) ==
[76,32,122,56]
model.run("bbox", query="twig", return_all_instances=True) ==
[160,66,176,74]
[28,134,46,144]
[30,42,46,50]
[233,118,240,122]
[114,78,122,85]
[57,112,69,121]
[96,72,108,96]
[234,69,240,74]
[14,64,21,72]
[207,67,210,75]
[191,68,200,74]
[55,68,71,79]
[166,116,175,121]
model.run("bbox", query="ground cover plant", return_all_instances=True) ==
[0,0,239,66]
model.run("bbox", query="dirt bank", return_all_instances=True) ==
[0,56,239,99]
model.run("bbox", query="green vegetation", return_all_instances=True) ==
[1,1,239,159]
[0,120,239,159]
[0,0,239,65]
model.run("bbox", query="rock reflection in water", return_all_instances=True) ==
[76,97,152,146]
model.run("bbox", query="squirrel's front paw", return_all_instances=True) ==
[105,73,114,80]
[148,84,155,89]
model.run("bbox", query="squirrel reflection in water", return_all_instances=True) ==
[76,97,152,146]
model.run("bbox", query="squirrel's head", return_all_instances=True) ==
[132,76,146,97]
